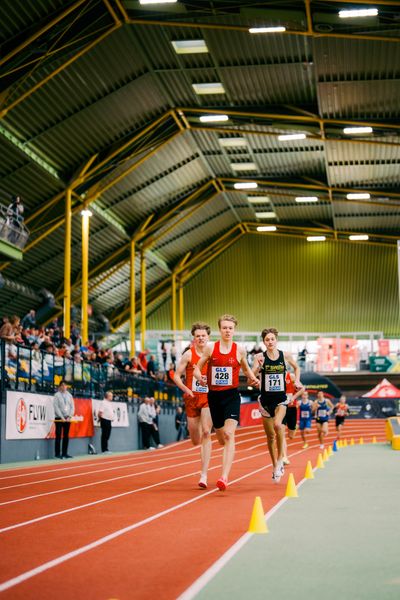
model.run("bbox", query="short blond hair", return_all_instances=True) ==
[218,314,238,328]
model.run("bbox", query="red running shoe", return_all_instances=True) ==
[216,477,228,491]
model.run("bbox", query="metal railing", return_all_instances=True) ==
[0,340,182,402]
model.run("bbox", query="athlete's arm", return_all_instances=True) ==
[193,343,212,384]
[239,346,260,387]
[251,352,263,377]
[284,353,301,388]
[327,398,334,413]
[173,350,194,398]
[292,383,306,402]
[311,401,318,414]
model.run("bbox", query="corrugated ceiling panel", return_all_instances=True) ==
[335,215,400,232]
[325,139,400,164]
[0,0,66,41]
[275,203,333,223]
[328,164,400,188]
[318,81,400,119]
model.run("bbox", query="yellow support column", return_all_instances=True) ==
[130,239,136,356]
[63,188,72,339]
[178,278,184,331]
[171,272,177,333]
[81,207,91,344]
[140,249,146,351]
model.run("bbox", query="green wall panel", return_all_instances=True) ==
[146,235,400,335]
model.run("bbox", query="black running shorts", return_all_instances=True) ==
[283,405,297,431]
[207,388,241,429]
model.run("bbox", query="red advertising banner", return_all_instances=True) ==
[240,402,262,427]
[47,398,94,439]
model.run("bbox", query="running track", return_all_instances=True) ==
[0,419,386,599]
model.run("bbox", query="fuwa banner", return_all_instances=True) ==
[92,399,129,427]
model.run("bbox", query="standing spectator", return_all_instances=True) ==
[6,195,24,242]
[0,315,19,342]
[137,397,157,450]
[175,405,187,441]
[161,341,168,371]
[147,354,157,379]
[21,309,36,330]
[149,397,163,448]
[138,349,149,372]
[53,380,74,459]
[97,391,114,453]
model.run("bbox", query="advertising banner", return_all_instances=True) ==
[6,391,94,440]
[92,400,129,428]
[240,402,262,427]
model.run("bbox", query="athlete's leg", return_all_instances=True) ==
[218,418,238,482]
[262,417,276,469]
[187,416,202,446]
[199,407,212,481]
[321,421,328,446]
[316,422,322,445]
[273,405,287,463]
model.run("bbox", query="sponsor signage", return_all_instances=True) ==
[92,400,129,428]
[6,392,94,439]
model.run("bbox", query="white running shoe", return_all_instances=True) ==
[319,444,324,449]
[157,444,164,449]
[272,470,281,483]
[282,456,290,465]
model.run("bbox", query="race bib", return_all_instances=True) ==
[318,409,327,417]
[301,411,309,418]
[211,366,232,386]
[192,378,208,394]
[265,373,284,392]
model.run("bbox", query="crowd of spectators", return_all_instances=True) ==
[0,309,171,383]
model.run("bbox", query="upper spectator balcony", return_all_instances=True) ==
[0,203,29,260]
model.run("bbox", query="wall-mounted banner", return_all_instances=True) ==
[6,391,94,439]
[92,400,129,428]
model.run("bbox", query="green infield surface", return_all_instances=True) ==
[182,444,400,600]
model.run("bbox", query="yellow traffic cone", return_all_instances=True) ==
[323,448,329,462]
[350,438,355,445]
[372,436,377,444]
[359,437,364,445]
[328,445,333,457]
[316,453,325,468]
[305,460,314,479]
[285,473,298,497]
[248,496,268,533]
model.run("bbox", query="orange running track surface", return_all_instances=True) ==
[0,419,386,600]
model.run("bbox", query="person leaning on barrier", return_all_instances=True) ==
[53,380,75,459]
[97,391,114,453]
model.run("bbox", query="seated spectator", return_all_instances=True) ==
[113,352,125,371]
[21,309,36,329]
[167,362,175,383]
[146,354,157,379]
[0,315,19,342]
[124,356,143,375]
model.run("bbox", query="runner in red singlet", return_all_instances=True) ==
[194,314,259,491]
[333,394,350,441]
[173,323,212,488]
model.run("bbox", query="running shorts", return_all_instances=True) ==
[207,388,241,429]
[183,393,208,418]
[283,405,298,431]
[258,395,289,419]
[299,417,312,430]
[335,415,345,427]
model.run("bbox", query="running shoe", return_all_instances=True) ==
[198,475,207,489]
[272,469,281,483]
[157,444,164,449]
[282,456,290,465]
[216,477,228,491]
[302,443,309,449]
[319,444,324,449]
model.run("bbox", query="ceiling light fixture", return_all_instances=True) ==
[349,234,369,241]
[257,225,277,232]
[81,208,93,217]
[247,196,270,203]
[343,127,373,135]
[218,137,248,147]
[307,236,326,242]
[278,133,307,141]
[140,0,177,4]
[230,162,257,171]
[255,212,276,219]
[192,82,225,95]
[199,114,229,123]
[171,40,208,54]
[295,196,318,203]
[339,8,378,18]
[346,193,371,200]
[234,182,258,190]
[249,26,286,33]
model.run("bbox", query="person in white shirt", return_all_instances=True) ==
[98,391,114,453]
[53,380,75,459]
[137,397,163,450]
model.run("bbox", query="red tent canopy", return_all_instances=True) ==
[362,378,400,398]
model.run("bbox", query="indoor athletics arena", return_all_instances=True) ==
[0,1,400,599]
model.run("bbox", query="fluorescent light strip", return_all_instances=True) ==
[234,182,258,190]
[343,127,373,135]
[140,1,177,4]
[192,82,225,95]
[278,133,306,141]
[255,212,276,219]
[199,115,229,123]
[349,234,369,241]
[81,209,93,217]
[247,196,270,204]
[346,193,371,200]
[295,196,318,203]
[307,236,326,242]
[218,137,248,148]
[257,226,277,232]
[171,40,208,54]
[339,8,378,18]
[230,162,257,171]
[249,26,286,33]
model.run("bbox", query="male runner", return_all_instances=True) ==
[298,390,313,448]
[282,370,305,464]
[194,314,259,491]
[173,322,212,488]
[333,394,350,441]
